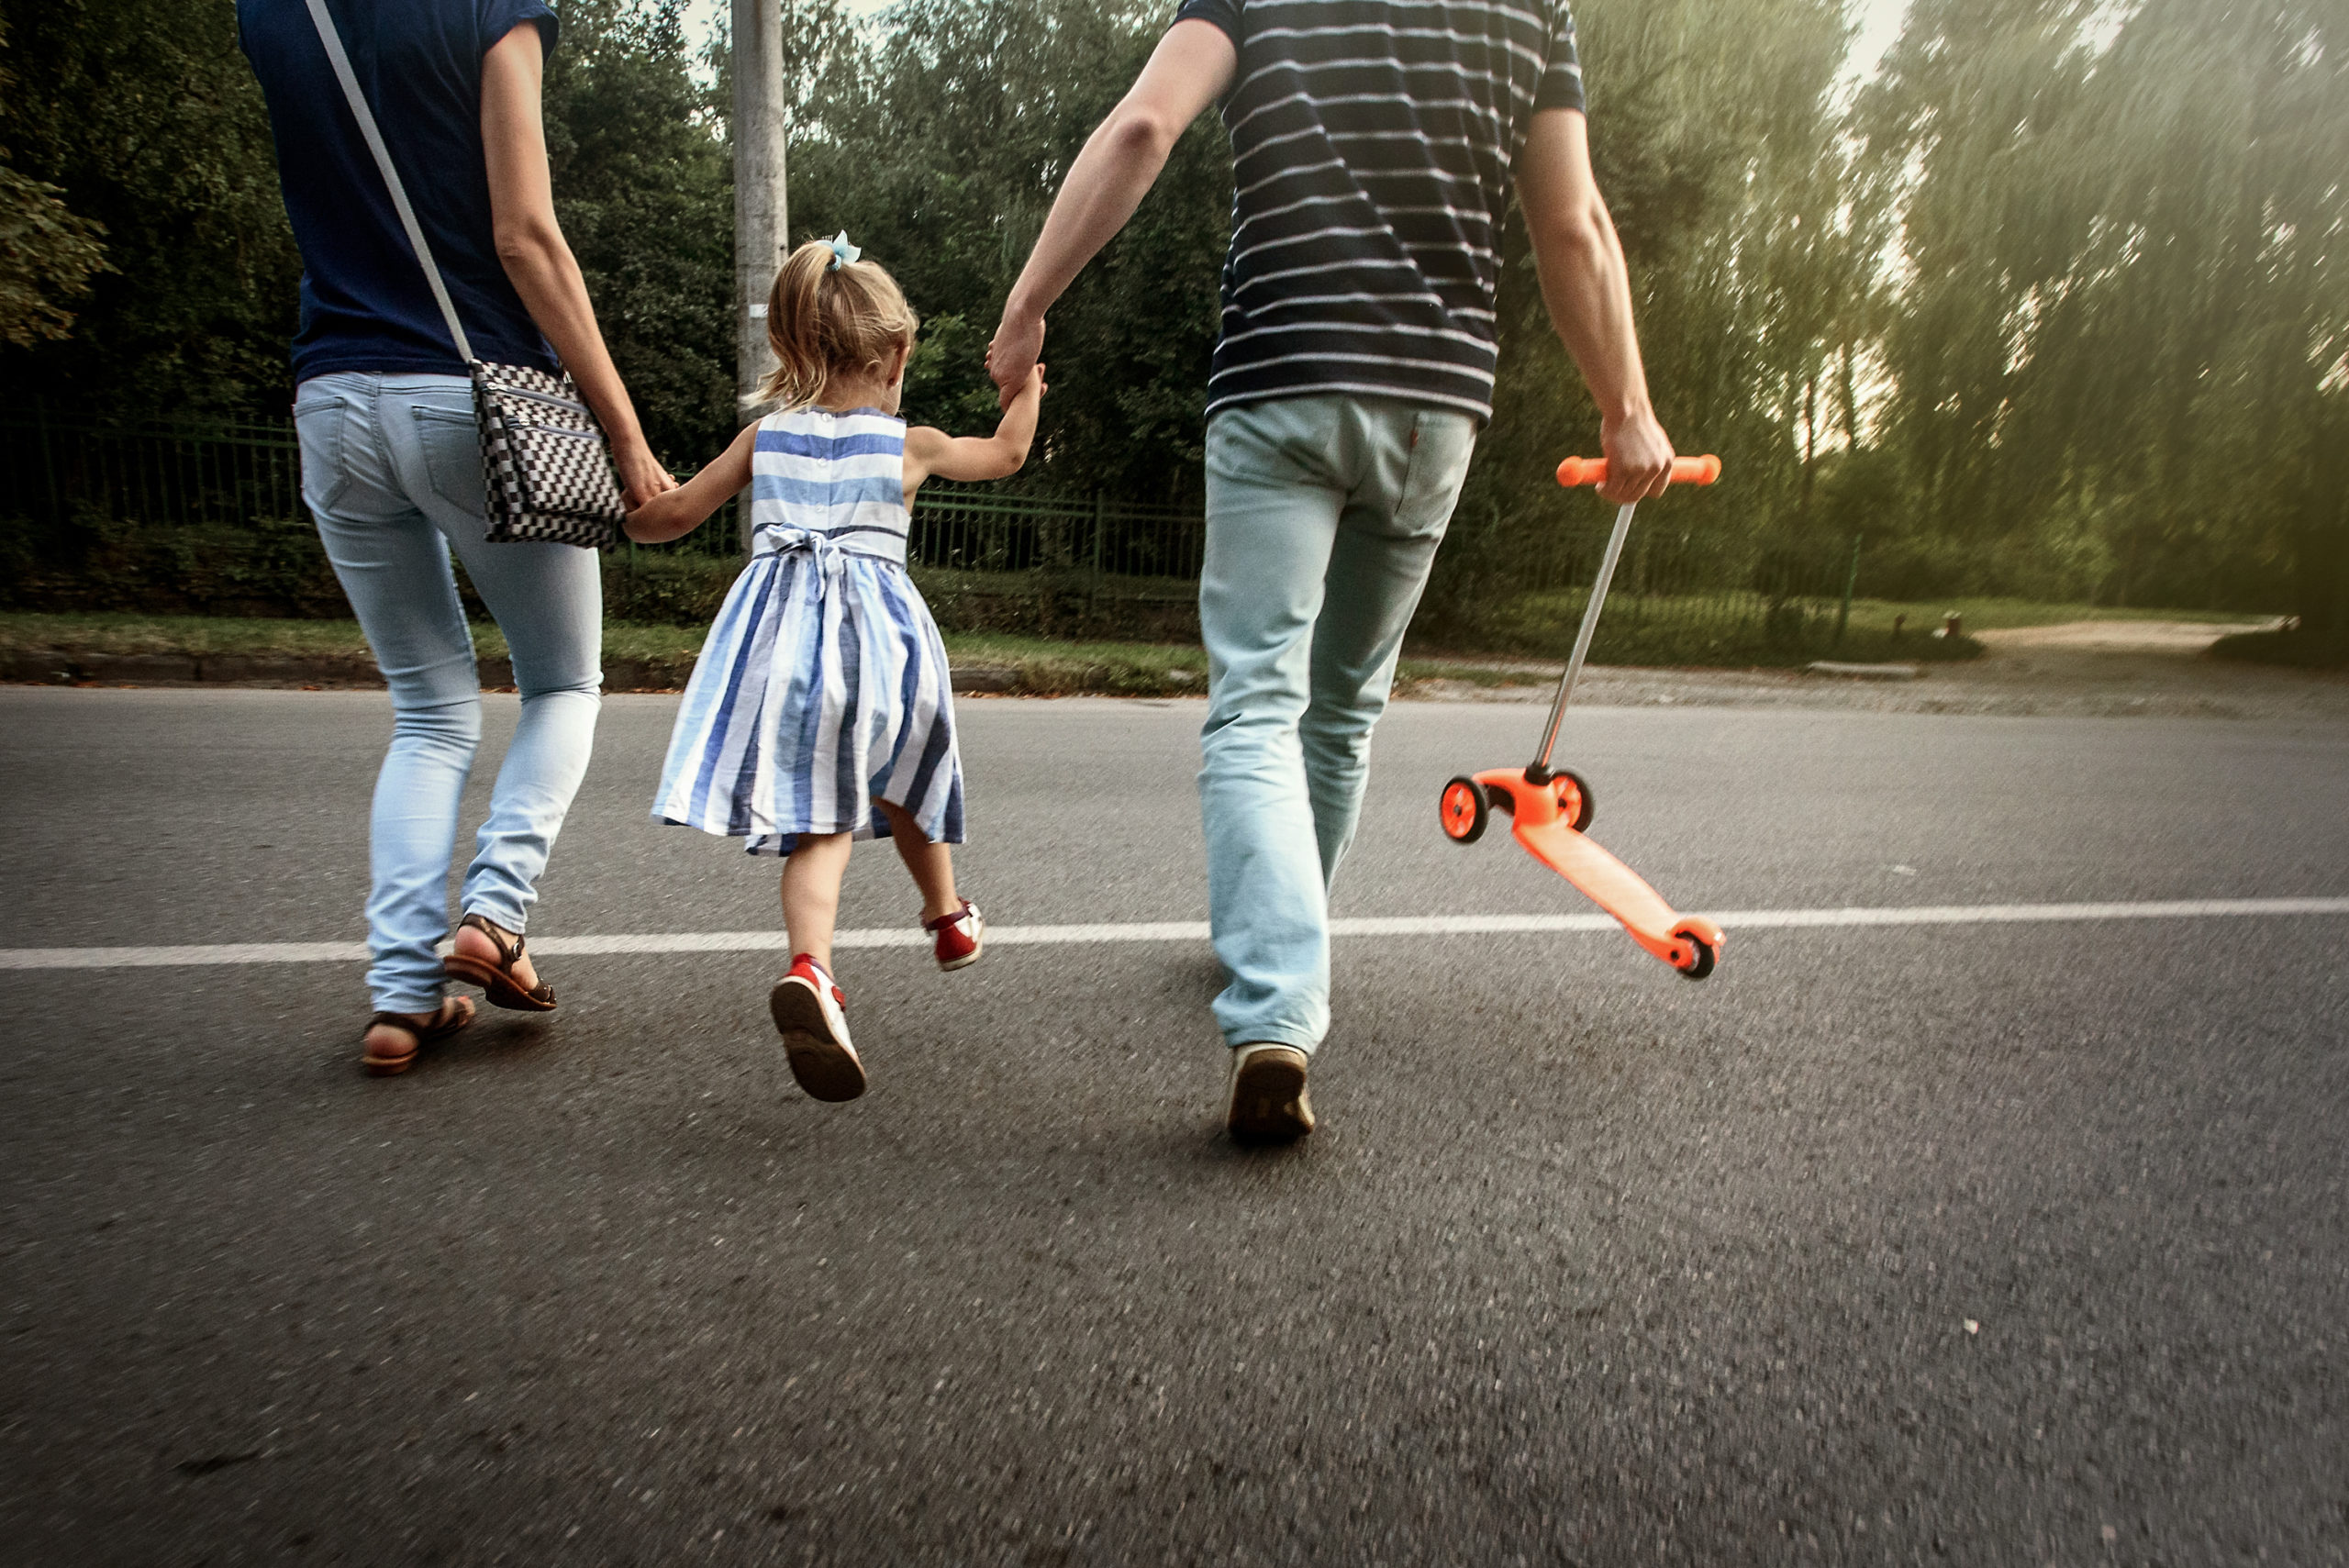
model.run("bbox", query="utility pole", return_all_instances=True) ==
[733,0,786,551]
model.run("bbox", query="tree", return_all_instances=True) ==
[0,0,301,413]
[1859,0,2348,614]
[542,0,737,463]
[784,0,1230,501]
[0,16,108,349]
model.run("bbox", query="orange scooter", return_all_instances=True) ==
[1437,452,1726,979]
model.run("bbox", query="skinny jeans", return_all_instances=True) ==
[294,373,602,1013]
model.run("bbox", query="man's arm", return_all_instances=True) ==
[481,22,674,508]
[985,18,1236,405]
[1514,109,1675,504]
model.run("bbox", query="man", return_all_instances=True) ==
[987,0,1675,1140]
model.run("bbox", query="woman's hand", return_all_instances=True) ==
[613,439,676,512]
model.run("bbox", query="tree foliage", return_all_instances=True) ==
[541,0,736,462]
[782,0,1229,503]
[0,0,2340,626]
[0,16,109,349]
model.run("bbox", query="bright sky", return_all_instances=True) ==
[680,0,1921,82]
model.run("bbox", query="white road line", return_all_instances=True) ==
[2,897,2343,972]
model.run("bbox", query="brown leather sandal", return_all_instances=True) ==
[441,913,558,1012]
[362,995,476,1075]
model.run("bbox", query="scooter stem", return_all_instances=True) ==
[1530,500,1637,778]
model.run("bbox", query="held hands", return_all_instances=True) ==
[1007,360,1049,414]
[614,439,677,513]
[1597,407,1675,505]
[985,309,1047,411]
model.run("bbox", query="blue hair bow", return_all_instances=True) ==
[827,231,861,271]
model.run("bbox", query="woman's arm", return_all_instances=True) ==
[903,364,1048,498]
[480,22,674,509]
[626,423,758,543]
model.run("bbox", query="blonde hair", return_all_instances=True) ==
[758,239,920,409]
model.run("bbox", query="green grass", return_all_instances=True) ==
[933,631,1208,695]
[1429,591,2275,670]
[5,598,2283,693]
[0,611,716,665]
[0,611,378,657]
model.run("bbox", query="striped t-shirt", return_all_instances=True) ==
[1174,0,1586,423]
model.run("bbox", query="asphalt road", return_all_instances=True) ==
[3,687,2344,1565]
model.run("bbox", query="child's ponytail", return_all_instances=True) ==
[761,239,920,410]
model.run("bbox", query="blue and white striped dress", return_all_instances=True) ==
[652,406,964,857]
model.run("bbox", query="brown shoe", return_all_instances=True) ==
[361,996,476,1075]
[1226,1043,1315,1142]
[442,913,556,1012]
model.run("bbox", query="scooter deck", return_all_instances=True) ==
[1471,767,1722,973]
[1510,817,1720,971]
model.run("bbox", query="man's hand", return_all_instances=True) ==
[985,313,1047,411]
[1598,407,1675,504]
[1517,111,1680,502]
[985,18,1233,407]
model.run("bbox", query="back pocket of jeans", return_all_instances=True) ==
[413,405,484,517]
[292,396,349,512]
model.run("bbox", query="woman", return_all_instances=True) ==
[240,1,674,1072]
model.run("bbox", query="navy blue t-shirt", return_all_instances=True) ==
[239,0,562,384]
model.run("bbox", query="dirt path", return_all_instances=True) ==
[1399,619,2349,722]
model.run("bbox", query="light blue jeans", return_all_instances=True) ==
[1199,395,1478,1053]
[294,373,603,1014]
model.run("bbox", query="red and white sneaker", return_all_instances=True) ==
[767,954,866,1102]
[924,899,985,973]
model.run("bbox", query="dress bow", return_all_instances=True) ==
[758,526,850,583]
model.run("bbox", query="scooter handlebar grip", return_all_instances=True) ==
[1554,454,1723,488]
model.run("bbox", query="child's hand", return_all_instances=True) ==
[902,361,1048,487]
[625,423,762,543]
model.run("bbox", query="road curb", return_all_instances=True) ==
[1805,660,1922,681]
[1,648,1039,695]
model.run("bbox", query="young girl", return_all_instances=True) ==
[626,234,1044,1104]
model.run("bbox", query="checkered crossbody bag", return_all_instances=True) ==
[304,0,625,550]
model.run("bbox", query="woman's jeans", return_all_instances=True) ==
[294,373,602,1014]
[1198,395,1477,1053]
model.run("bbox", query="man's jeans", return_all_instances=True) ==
[294,373,602,1013]
[1199,395,1477,1052]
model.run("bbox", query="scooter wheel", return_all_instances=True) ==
[1440,776,1488,844]
[1558,769,1596,832]
[1676,937,1718,981]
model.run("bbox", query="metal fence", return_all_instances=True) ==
[1,405,308,533]
[2,405,1865,656]
[1,405,1201,595]
[1486,502,1865,656]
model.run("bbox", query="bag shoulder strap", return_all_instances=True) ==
[301,0,476,365]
